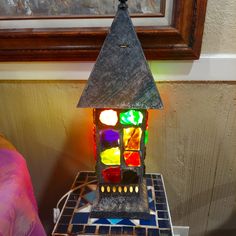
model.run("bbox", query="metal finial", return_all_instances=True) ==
[119,0,128,9]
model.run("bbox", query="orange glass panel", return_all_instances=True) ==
[124,151,141,167]
[123,127,142,150]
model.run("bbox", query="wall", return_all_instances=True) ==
[0,0,236,236]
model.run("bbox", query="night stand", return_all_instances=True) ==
[52,171,174,236]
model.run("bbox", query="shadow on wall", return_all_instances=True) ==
[169,180,236,236]
[206,211,236,236]
[39,108,94,234]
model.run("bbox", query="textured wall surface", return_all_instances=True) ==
[202,0,236,53]
[0,81,236,236]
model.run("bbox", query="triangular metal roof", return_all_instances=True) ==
[78,2,163,109]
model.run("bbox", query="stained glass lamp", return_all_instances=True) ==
[78,0,163,219]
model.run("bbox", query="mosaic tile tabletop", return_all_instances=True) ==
[52,171,174,236]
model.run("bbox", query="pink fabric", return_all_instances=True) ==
[0,149,46,236]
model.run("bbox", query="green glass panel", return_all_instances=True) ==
[100,147,120,165]
[120,110,143,125]
[144,130,148,145]
[123,127,142,150]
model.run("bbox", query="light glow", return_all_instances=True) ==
[99,109,118,126]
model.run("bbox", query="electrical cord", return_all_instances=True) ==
[53,179,97,223]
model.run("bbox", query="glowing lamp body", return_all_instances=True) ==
[94,109,148,194]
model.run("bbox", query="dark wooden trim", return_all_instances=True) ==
[0,0,208,61]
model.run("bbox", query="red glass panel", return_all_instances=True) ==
[102,167,121,183]
[124,151,141,167]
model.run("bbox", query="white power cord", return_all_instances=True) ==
[53,179,97,223]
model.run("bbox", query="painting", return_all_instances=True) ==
[0,0,164,18]
[0,0,208,61]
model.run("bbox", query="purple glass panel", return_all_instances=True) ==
[100,129,120,150]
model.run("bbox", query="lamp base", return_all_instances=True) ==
[90,179,150,219]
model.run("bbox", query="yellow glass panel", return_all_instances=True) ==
[100,147,120,165]
[123,127,142,150]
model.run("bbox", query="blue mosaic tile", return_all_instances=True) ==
[71,225,84,234]
[118,219,135,226]
[123,226,134,234]
[107,218,123,225]
[72,213,89,224]
[158,220,171,228]
[84,191,96,203]
[62,208,74,216]
[158,211,169,219]
[110,226,122,234]
[146,178,152,186]
[160,229,172,236]
[56,224,68,233]
[155,185,164,191]
[94,218,111,224]
[148,228,160,236]
[155,191,165,197]
[149,200,156,212]
[78,198,88,208]
[156,196,166,204]
[98,226,110,234]
[156,203,167,211]
[59,216,71,224]
[147,189,153,198]
[84,225,96,234]
[135,227,146,236]
[53,171,173,236]
[67,200,77,208]
[140,215,157,226]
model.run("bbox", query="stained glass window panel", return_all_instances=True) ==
[124,151,141,167]
[100,129,119,150]
[102,167,121,183]
[99,110,118,126]
[100,147,120,165]
[120,110,143,126]
[123,127,142,150]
